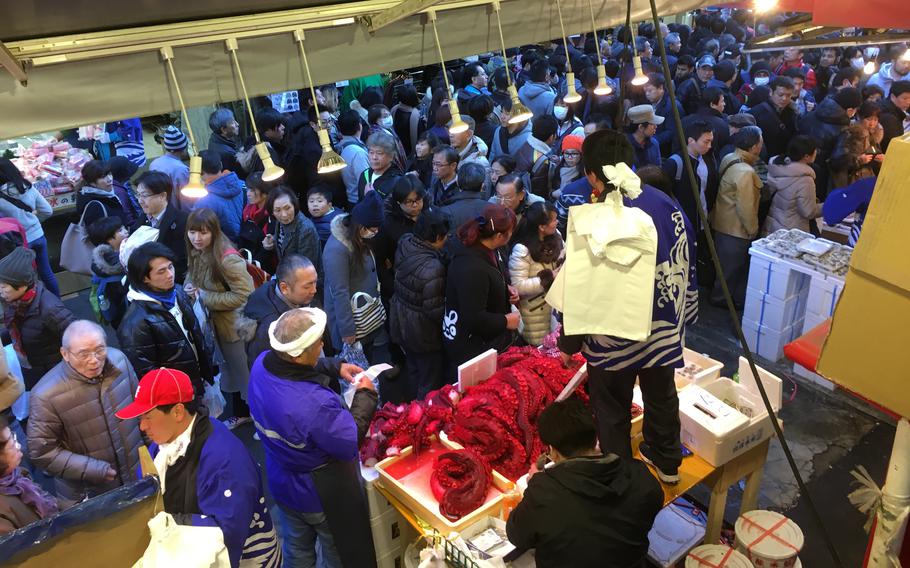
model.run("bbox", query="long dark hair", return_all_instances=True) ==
[457,203,517,247]
[341,214,371,270]
[185,208,234,290]
[0,158,31,193]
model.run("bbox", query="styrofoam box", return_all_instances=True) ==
[680,358,782,467]
[460,516,517,560]
[371,506,418,558]
[801,311,828,336]
[647,498,707,567]
[805,273,845,318]
[742,317,804,362]
[377,548,404,568]
[743,287,807,331]
[748,248,810,300]
[792,362,835,391]
[363,466,396,519]
[675,348,725,389]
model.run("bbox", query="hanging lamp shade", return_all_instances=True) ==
[182,156,207,199]
[256,143,285,181]
[316,128,346,173]
[159,47,208,199]
[293,30,347,174]
[427,11,470,137]
[448,100,470,134]
[593,65,613,96]
[564,72,582,103]
[631,56,649,86]
[863,60,876,75]
[507,86,534,124]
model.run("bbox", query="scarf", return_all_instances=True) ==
[0,468,59,519]
[154,414,196,495]
[142,287,177,310]
[3,287,38,359]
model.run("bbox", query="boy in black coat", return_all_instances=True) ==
[506,398,663,568]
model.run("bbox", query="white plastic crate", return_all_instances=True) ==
[363,466,396,519]
[801,311,828,336]
[742,317,803,362]
[805,273,845,318]
[371,506,417,558]
[743,287,807,331]
[747,248,809,301]
[675,348,725,389]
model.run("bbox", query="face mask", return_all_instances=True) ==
[380,116,394,129]
[361,228,378,239]
[553,106,568,121]
[851,57,865,70]
[754,76,770,86]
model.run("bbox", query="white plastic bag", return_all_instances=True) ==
[3,342,28,421]
[133,511,231,568]
[202,374,226,419]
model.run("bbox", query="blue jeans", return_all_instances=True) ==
[29,236,60,297]
[278,505,342,568]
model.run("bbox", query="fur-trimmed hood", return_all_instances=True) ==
[91,244,125,276]
[329,213,352,251]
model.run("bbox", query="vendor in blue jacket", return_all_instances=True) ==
[248,307,378,568]
[115,369,281,568]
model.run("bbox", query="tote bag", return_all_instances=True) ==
[61,202,106,275]
[132,511,231,568]
[351,291,386,339]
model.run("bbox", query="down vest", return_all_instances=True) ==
[26,348,142,505]
[390,233,447,353]
[509,240,561,346]
[117,288,214,396]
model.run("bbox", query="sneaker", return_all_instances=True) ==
[224,416,252,430]
[639,443,681,485]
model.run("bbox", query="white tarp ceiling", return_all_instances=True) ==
[1,0,705,138]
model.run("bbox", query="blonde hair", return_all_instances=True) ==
[185,208,234,289]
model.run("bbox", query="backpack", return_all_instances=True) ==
[222,248,270,289]
[90,274,126,325]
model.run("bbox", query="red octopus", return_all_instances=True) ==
[430,450,492,521]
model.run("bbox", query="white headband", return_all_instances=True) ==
[268,308,327,357]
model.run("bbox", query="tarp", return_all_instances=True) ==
[0,0,709,138]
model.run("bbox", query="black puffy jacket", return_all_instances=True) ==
[390,234,447,353]
[798,97,850,196]
[117,287,214,396]
[3,282,76,389]
[75,187,127,228]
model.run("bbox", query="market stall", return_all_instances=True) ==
[2,136,94,215]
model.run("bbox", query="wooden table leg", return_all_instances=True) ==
[705,481,729,544]
[740,466,764,514]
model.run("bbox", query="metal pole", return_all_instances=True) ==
[867,418,910,566]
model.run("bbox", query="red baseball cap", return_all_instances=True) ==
[115,368,195,419]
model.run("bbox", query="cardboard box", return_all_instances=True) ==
[679,359,782,467]
[818,138,910,418]
[743,286,807,331]
[457,349,497,392]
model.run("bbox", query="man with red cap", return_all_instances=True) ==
[116,368,280,568]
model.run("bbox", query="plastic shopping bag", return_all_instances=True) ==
[339,341,370,369]
[3,342,28,421]
[201,374,226,420]
[133,511,231,568]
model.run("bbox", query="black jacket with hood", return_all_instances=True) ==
[506,455,663,568]
[389,233,447,353]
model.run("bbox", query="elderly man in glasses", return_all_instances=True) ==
[27,320,143,506]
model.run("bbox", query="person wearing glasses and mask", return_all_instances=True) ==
[27,320,142,507]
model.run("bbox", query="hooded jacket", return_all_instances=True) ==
[456,136,491,173]
[322,214,380,346]
[798,97,851,164]
[711,149,763,239]
[238,283,299,366]
[0,183,52,242]
[207,132,243,177]
[27,348,142,505]
[373,207,417,302]
[76,186,127,228]
[509,237,563,346]
[762,158,822,235]
[187,250,254,343]
[442,240,513,367]
[506,455,663,568]
[749,100,799,161]
[195,172,245,243]
[90,244,128,326]
[117,287,214,396]
[490,121,533,162]
[518,81,557,119]
[438,191,489,232]
[390,233,447,353]
[879,98,910,153]
[866,62,909,98]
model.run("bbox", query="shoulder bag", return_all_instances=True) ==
[350,251,386,339]
[61,201,107,275]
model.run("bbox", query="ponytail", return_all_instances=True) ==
[457,203,517,247]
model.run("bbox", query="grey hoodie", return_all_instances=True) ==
[867,62,910,98]
[518,81,557,119]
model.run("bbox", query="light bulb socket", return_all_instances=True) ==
[181,155,208,199]
[631,56,649,86]
[256,142,285,182]
[593,65,613,96]
[564,72,582,103]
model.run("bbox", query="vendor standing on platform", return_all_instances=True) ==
[558,130,698,485]
[247,308,378,568]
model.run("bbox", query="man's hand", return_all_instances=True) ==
[505,311,521,330]
[355,374,377,392]
[104,467,118,483]
[339,363,365,383]
[559,351,573,368]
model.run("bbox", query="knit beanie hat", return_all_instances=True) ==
[833,87,863,110]
[163,125,188,151]
[0,246,37,288]
[713,60,737,83]
[749,61,771,80]
[351,190,385,228]
[561,135,584,153]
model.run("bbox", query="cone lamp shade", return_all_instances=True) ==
[631,56,649,86]
[448,100,470,135]
[317,129,346,173]
[564,72,582,103]
[182,156,208,199]
[507,86,534,124]
[594,65,613,95]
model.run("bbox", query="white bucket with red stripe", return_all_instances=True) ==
[685,544,754,568]
[734,510,804,567]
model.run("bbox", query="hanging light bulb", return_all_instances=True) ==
[427,11,470,137]
[631,56,649,86]
[159,47,207,199]
[491,1,533,124]
[586,0,613,96]
[863,60,876,75]
[754,0,778,14]
[293,30,346,174]
[225,38,285,184]
[555,0,582,104]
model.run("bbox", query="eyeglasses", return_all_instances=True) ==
[496,194,517,205]
[563,151,581,158]
[432,161,453,168]
[68,347,107,362]
[137,192,161,201]
[403,197,424,206]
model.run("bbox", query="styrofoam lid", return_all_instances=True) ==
[735,510,804,560]
[686,545,754,568]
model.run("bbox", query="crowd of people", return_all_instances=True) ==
[0,9,908,568]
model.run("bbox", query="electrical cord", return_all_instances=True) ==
[644,2,845,565]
